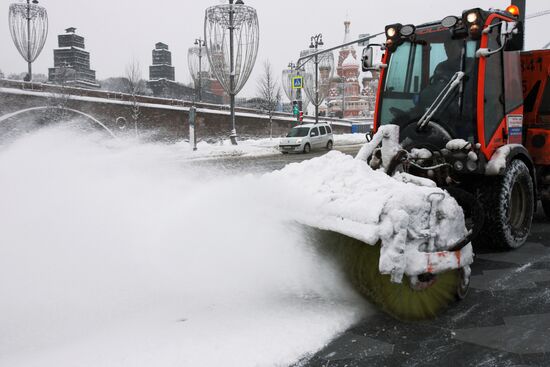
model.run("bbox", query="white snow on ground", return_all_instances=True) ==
[180,133,367,160]
[0,126,466,366]
[333,133,368,146]
[0,127,368,367]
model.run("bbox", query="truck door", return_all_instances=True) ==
[481,19,506,154]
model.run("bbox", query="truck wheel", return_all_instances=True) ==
[475,160,534,250]
[303,143,311,154]
[326,140,333,151]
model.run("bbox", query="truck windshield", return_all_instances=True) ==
[287,127,310,137]
[379,29,478,141]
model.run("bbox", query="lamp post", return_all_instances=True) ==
[228,0,237,144]
[194,38,205,102]
[205,0,259,145]
[342,73,346,118]
[9,0,48,82]
[310,34,324,124]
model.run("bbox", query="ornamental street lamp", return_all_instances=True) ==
[304,34,334,124]
[9,0,48,82]
[205,0,259,145]
[311,34,322,124]
[188,38,208,102]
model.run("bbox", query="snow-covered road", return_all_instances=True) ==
[0,127,369,367]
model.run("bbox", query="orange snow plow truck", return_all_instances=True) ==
[362,0,550,251]
[320,1,550,320]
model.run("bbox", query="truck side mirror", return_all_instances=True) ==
[362,46,374,72]
[362,45,387,71]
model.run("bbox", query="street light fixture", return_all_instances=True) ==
[188,38,207,102]
[9,0,48,82]
[205,0,259,145]
[305,34,334,124]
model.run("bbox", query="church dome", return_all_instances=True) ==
[342,52,357,68]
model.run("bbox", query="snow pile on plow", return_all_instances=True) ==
[268,150,472,283]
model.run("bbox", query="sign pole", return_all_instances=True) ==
[189,106,197,151]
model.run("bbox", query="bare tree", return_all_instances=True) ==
[125,59,147,136]
[256,60,281,139]
[46,62,75,122]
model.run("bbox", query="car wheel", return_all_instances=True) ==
[326,140,333,150]
[303,143,311,154]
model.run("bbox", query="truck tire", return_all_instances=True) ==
[475,160,534,250]
[303,143,311,154]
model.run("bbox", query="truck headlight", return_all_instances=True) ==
[466,12,478,23]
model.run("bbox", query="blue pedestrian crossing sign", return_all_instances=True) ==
[292,76,303,89]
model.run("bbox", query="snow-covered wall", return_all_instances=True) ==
[0,82,353,142]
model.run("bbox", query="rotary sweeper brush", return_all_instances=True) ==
[271,140,473,321]
[290,0,550,320]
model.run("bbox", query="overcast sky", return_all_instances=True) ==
[1,0,548,98]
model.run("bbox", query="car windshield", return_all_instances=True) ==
[287,127,310,137]
[379,28,478,141]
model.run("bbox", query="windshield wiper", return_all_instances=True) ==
[417,71,465,131]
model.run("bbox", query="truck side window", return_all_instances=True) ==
[484,20,505,145]
[319,126,327,135]
[326,125,332,134]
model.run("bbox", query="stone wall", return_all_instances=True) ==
[0,80,353,143]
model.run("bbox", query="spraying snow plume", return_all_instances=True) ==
[0,126,367,367]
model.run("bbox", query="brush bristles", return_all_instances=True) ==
[314,230,460,321]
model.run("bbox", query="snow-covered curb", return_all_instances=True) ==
[179,133,367,161]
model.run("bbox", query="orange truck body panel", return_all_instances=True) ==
[522,50,550,166]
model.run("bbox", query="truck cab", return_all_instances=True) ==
[362,3,550,250]
[368,7,525,161]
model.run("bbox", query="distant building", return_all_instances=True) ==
[48,27,99,89]
[326,20,369,119]
[149,42,175,81]
[147,42,179,98]
[147,42,224,104]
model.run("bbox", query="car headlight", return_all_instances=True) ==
[296,139,302,144]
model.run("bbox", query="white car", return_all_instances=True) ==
[279,123,334,154]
